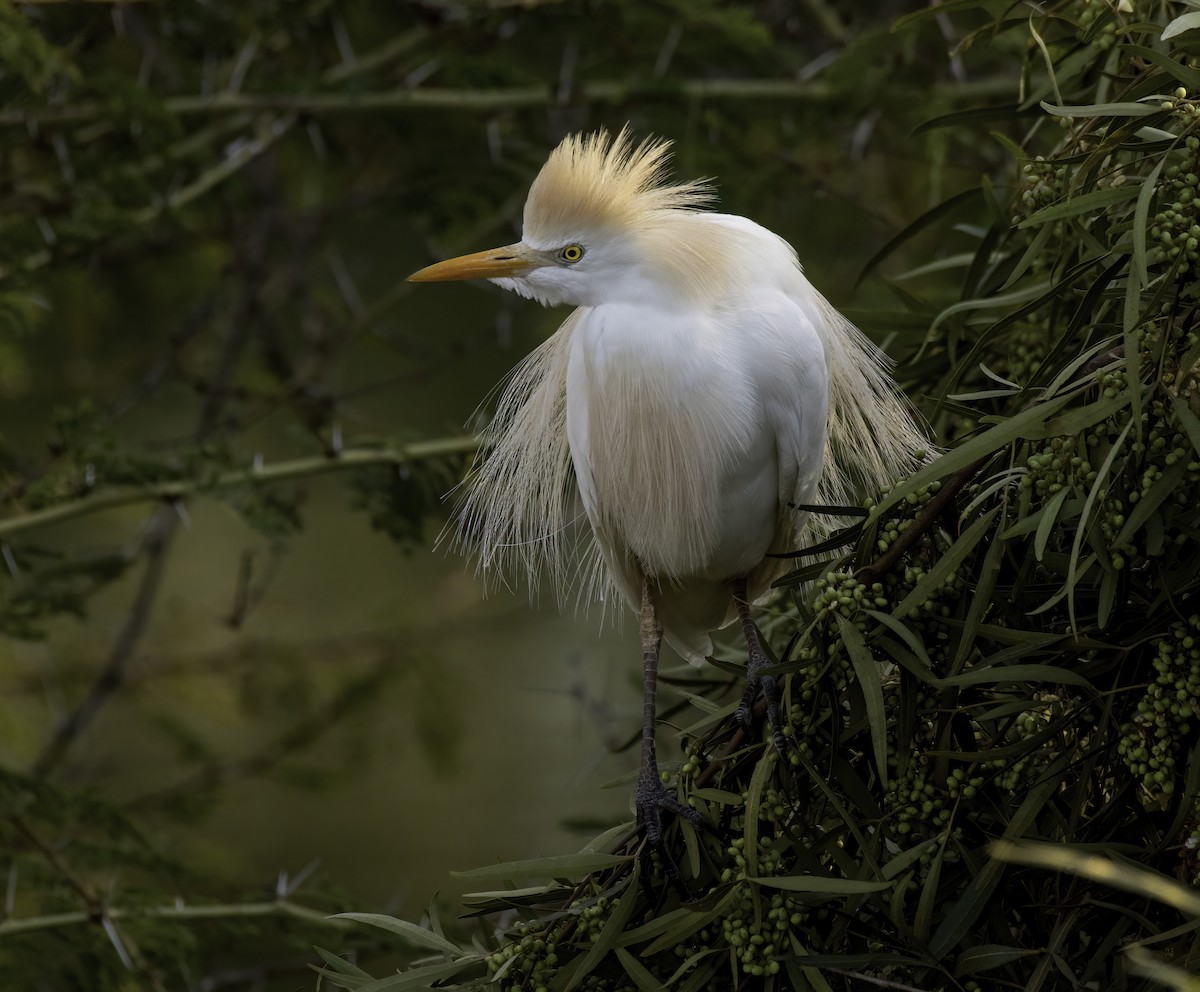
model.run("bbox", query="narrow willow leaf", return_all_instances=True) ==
[1040,101,1155,118]
[615,947,666,992]
[1133,147,1168,287]
[836,613,888,789]
[955,944,1039,976]
[743,750,772,879]
[911,104,1027,136]
[1125,44,1200,89]
[1115,459,1186,548]
[453,853,629,884]
[914,833,948,941]
[891,507,999,621]
[1018,184,1141,228]
[640,888,741,957]
[881,836,944,880]
[1068,420,1131,632]
[855,187,984,287]
[1162,10,1200,39]
[659,948,720,989]
[862,609,935,671]
[891,0,999,32]
[935,662,1095,691]
[1042,389,1131,435]
[787,934,835,992]
[691,788,744,806]
[748,875,892,894]
[562,879,638,992]
[329,914,461,956]
[927,281,1053,337]
[310,966,368,991]
[929,754,1069,957]
[1035,488,1071,561]
[949,503,1010,677]
[992,841,1200,915]
[314,947,372,983]
[876,394,1073,518]
[1169,391,1200,457]
[350,956,482,992]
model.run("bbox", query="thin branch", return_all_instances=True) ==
[0,435,479,540]
[127,657,394,810]
[0,76,1019,127]
[30,506,177,776]
[855,457,987,586]
[9,815,100,914]
[0,899,348,938]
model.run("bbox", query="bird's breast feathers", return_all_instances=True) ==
[565,292,826,583]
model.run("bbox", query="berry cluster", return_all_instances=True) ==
[1118,615,1200,804]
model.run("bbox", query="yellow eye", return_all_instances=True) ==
[560,244,585,263]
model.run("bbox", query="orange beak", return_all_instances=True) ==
[407,243,535,283]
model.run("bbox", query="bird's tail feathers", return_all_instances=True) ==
[810,293,931,523]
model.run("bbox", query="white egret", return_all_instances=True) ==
[409,127,924,854]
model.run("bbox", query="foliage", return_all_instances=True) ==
[316,3,1200,991]
[0,1,993,990]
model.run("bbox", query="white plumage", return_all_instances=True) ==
[409,126,924,851]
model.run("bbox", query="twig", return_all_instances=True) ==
[0,899,348,938]
[30,506,177,776]
[856,458,987,586]
[0,76,1019,127]
[127,657,394,809]
[9,815,100,914]
[0,436,479,540]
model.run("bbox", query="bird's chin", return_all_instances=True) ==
[489,276,569,308]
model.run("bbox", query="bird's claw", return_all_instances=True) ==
[635,774,723,899]
[735,667,787,756]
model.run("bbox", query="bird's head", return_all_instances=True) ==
[407,127,721,307]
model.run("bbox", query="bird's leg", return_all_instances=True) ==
[635,576,707,858]
[732,578,786,754]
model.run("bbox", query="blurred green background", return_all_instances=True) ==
[0,0,1002,985]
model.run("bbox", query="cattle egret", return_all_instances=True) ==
[409,127,924,858]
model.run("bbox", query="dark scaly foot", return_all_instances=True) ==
[635,576,720,897]
[732,578,786,755]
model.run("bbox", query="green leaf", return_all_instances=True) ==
[742,748,773,879]
[1018,184,1141,228]
[1169,391,1200,458]
[1035,488,1071,561]
[328,913,461,956]
[616,947,667,992]
[1067,419,1131,632]
[992,841,1200,915]
[563,880,638,992]
[876,395,1073,518]
[453,853,630,884]
[349,956,482,992]
[1163,10,1200,39]
[891,507,999,622]
[881,836,944,880]
[1040,100,1156,118]
[1126,44,1200,90]
[855,187,984,287]
[747,875,892,894]
[1042,389,1131,435]
[934,662,1095,691]
[836,613,889,789]
[955,944,1039,976]
[640,888,742,957]
[312,947,372,988]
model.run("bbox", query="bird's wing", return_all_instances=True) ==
[449,308,613,610]
[735,289,830,606]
